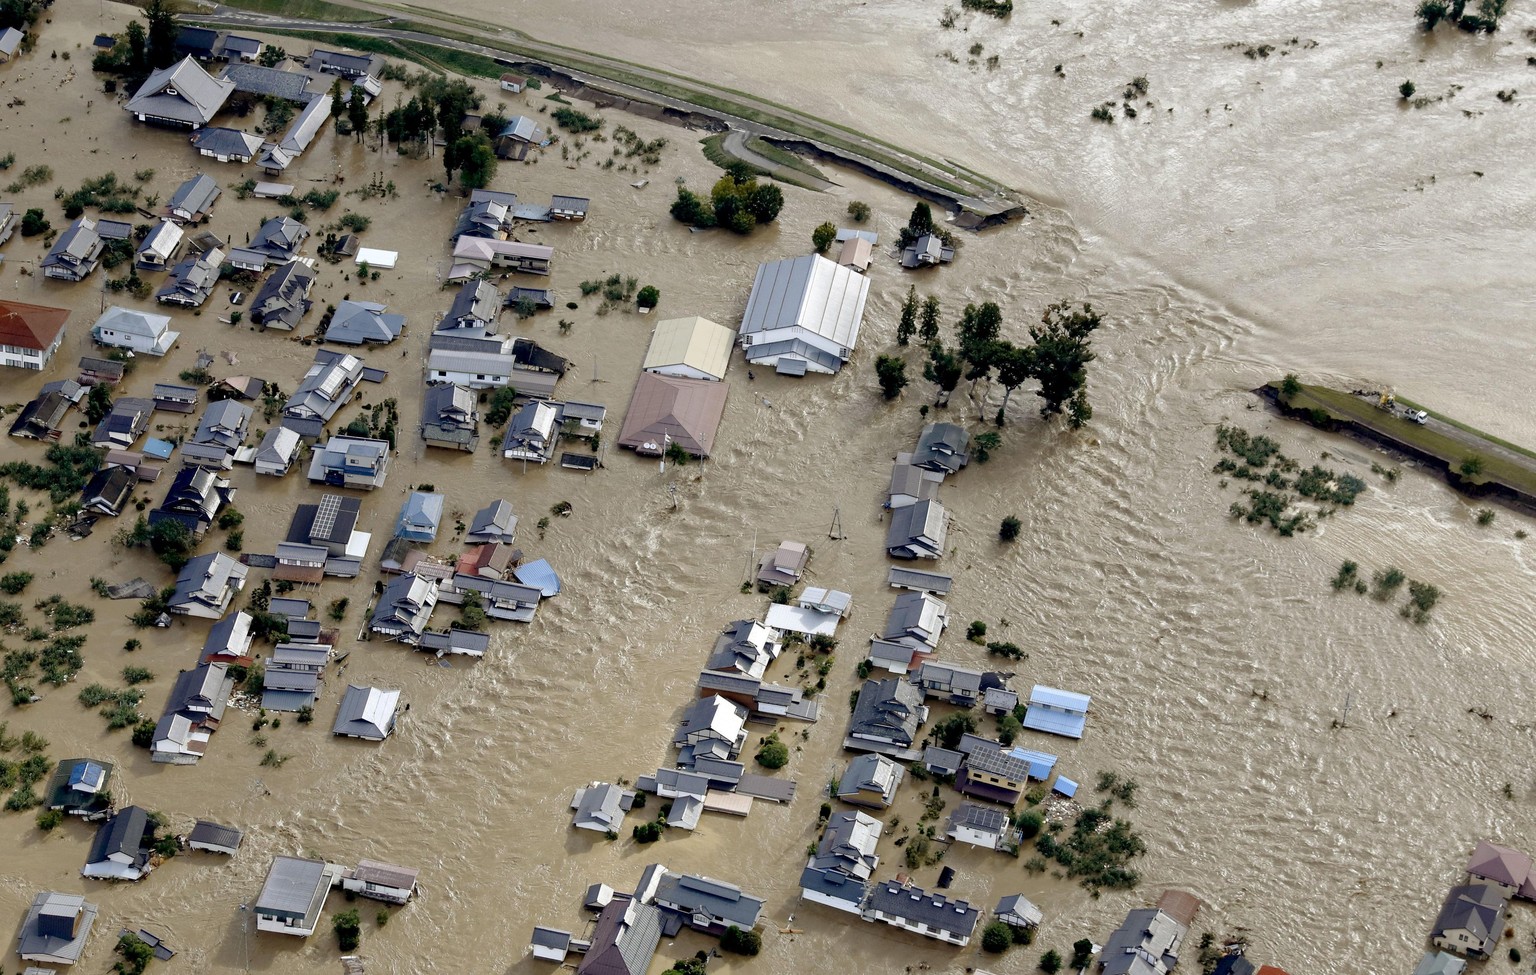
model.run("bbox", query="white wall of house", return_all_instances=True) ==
[0,336,60,370]
[431,367,510,389]
[256,913,317,937]
[802,888,864,916]
[948,823,1001,850]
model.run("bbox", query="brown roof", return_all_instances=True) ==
[456,542,514,578]
[0,300,70,352]
[617,373,729,458]
[1467,840,1533,888]
[1154,889,1201,927]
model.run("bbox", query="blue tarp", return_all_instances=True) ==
[1053,776,1079,798]
[514,558,561,597]
[1008,748,1058,780]
[143,438,175,460]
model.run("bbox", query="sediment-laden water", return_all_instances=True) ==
[0,2,1532,973]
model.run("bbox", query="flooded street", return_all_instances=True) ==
[0,2,1533,974]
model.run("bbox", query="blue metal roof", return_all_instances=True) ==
[1008,748,1058,780]
[1053,776,1079,798]
[513,558,561,597]
[1022,706,1087,739]
[1029,685,1091,712]
[143,437,175,459]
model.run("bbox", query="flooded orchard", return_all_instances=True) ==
[0,1,1533,974]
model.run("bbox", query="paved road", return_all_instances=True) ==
[191,4,1018,215]
[719,130,836,191]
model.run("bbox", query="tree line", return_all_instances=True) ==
[878,262,1102,431]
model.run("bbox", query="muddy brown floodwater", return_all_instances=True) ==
[0,2,1533,974]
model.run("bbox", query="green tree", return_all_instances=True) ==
[1040,949,1063,974]
[329,80,346,120]
[994,342,1032,422]
[1071,939,1095,969]
[876,355,909,400]
[720,926,762,956]
[148,519,193,569]
[755,733,789,769]
[124,19,147,74]
[907,201,934,237]
[637,285,660,309]
[670,186,716,228]
[347,85,369,142]
[1399,80,1416,100]
[999,515,1021,541]
[847,200,871,222]
[1280,373,1301,399]
[973,430,1001,462]
[333,908,362,952]
[84,383,114,424]
[897,286,918,346]
[812,221,837,254]
[19,207,49,236]
[1027,301,1102,428]
[1416,0,1449,29]
[956,300,1004,396]
[143,0,179,70]
[1460,455,1484,477]
[1477,0,1507,29]
[131,719,156,748]
[454,134,497,190]
[919,295,942,345]
[258,44,286,67]
[923,345,963,405]
[981,920,1014,953]
[485,386,518,426]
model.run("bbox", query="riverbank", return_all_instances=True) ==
[187,4,1027,224]
[1258,380,1536,514]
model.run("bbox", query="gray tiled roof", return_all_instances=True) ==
[653,871,764,930]
[577,894,662,975]
[126,56,234,124]
[255,856,329,924]
[169,173,221,216]
[847,678,925,747]
[863,882,978,936]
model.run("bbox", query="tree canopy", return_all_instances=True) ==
[1026,302,1101,428]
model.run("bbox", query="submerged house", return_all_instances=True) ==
[41,218,105,282]
[18,892,98,966]
[800,810,882,915]
[44,759,114,821]
[248,216,309,264]
[135,220,184,270]
[836,753,904,809]
[254,426,303,476]
[92,306,179,356]
[279,493,369,580]
[617,374,729,458]
[571,782,635,833]
[179,400,253,469]
[946,801,1012,851]
[341,860,419,904]
[756,540,810,591]
[466,500,518,545]
[1464,841,1536,900]
[191,126,263,163]
[168,551,247,619]
[281,350,378,438]
[673,694,749,760]
[493,115,546,159]
[395,491,444,543]
[737,253,869,375]
[369,573,439,644]
[421,383,480,451]
[168,173,222,223]
[704,619,781,681]
[307,435,390,490]
[1431,884,1507,959]
[501,400,562,464]
[440,279,501,335]
[0,301,69,371]
[151,662,234,764]
[251,260,316,330]
[861,882,979,947]
[1022,685,1091,740]
[9,381,82,441]
[1099,907,1188,975]
[151,465,235,538]
[912,422,970,475]
[886,498,949,560]
[81,465,136,516]
[643,316,734,382]
[844,678,927,758]
[254,856,332,937]
[325,299,405,346]
[651,870,765,938]
[81,805,153,881]
[156,246,225,308]
[332,684,400,741]
[91,397,154,450]
[124,56,233,128]
[575,893,663,975]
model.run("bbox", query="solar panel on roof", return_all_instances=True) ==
[311,494,341,540]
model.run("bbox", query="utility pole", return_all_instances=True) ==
[828,506,843,540]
